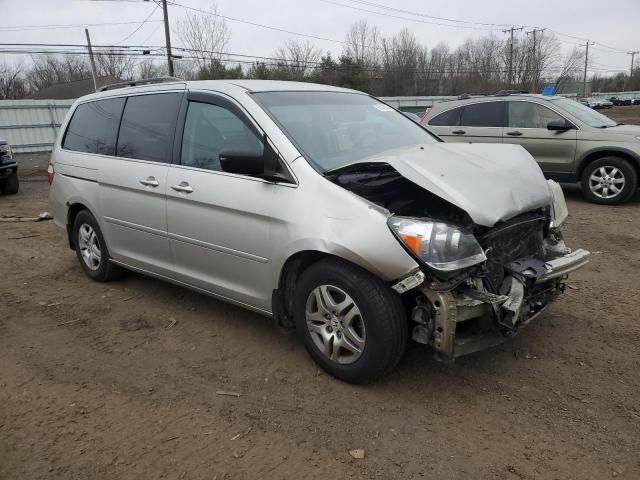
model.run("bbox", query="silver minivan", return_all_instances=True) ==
[49,79,589,383]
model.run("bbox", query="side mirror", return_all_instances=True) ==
[219,149,264,176]
[547,119,573,131]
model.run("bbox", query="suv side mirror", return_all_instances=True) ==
[219,149,264,176]
[547,119,573,131]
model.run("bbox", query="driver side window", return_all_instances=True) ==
[181,101,262,172]
[508,101,564,129]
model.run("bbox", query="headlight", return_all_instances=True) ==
[636,136,640,141]
[388,217,486,271]
[547,180,568,228]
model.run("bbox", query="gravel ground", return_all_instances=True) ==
[1,110,640,479]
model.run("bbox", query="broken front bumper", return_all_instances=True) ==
[411,248,590,362]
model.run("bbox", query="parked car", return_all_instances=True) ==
[610,96,632,106]
[48,80,589,383]
[598,98,613,109]
[579,97,603,109]
[0,139,19,195]
[423,94,640,204]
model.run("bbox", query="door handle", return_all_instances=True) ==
[452,130,466,135]
[171,181,194,194]
[139,176,159,187]
[506,130,523,136]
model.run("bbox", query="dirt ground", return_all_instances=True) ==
[1,108,640,479]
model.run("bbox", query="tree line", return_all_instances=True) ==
[2,7,639,99]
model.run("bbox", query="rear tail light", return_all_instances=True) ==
[47,163,55,185]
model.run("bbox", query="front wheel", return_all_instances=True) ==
[293,258,408,384]
[580,157,638,205]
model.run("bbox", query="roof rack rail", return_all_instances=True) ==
[495,89,529,96]
[98,77,182,92]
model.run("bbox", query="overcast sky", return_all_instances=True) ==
[1,0,638,74]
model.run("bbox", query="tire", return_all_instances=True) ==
[72,210,123,282]
[293,258,408,384]
[1,173,18,195]
[580,157,638,205]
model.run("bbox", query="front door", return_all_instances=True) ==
[165,92,277,311]
[503,101,577,176]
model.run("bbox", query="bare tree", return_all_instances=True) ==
[0,61,27,99]
[25,55,92,91]
[343,19,380,67]
[95,50,136,79]
[136,59,168,79]
[175,2,231,72]
[554,47,583,92]
[273,40,321,78]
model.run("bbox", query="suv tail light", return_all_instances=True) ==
[47,163,55,185]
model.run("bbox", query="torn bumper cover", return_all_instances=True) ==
[405,248,590,362]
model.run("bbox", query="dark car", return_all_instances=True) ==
[610,96,633,106]
[0,139,19,195]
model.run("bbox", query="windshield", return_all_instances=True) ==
[252,91,438,172]
[551,97,617,127]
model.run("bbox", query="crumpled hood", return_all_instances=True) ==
[363,143,552,227]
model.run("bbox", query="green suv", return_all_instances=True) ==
[423,95,640,204]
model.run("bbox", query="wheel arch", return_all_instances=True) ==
[576,148,640,180]
[66,202,93,249]
[272,250,403,329]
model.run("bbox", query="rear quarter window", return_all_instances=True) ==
[62,97,125,155]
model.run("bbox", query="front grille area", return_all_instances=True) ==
[479,213,546,291]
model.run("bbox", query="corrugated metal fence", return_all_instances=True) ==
[0,100,72,153]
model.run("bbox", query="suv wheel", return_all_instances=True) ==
[1,173,19,195]
[72,210,123,282]
[293,258,408,384]
[580,157,638,205]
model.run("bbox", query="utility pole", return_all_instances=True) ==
[161,0,174,76]
[85,28,98,92]
[581,41,593,97]
[526,28,545,93]
[502,26,524,88]
[629,50,639,86]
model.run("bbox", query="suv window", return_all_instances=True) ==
[429,106,462,126]
[180,101,262,172]
[117,93,181,163]
[63,97,125,155]
[509,101,564,128]
[460,102,504,127]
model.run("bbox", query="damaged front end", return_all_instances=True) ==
[328,158,589,362]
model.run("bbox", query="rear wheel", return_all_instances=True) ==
[580,157,637,205]
[293,258,408,384]
[72,210,123,282]
[1,173,19,195]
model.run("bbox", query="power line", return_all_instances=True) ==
[319,0,498,31]
[167,1,345,46]
[335,0,511,27]
[0,20,164,32]
[114,4,160,45]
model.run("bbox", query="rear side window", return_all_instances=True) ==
[63,97,125,155]
[117,93,181,163]
[460,102,504,127]
[429,106,461,126]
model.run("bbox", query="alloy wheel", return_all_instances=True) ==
[78,223,102,270]
[305,285,366,365]
[589,166,626,199]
